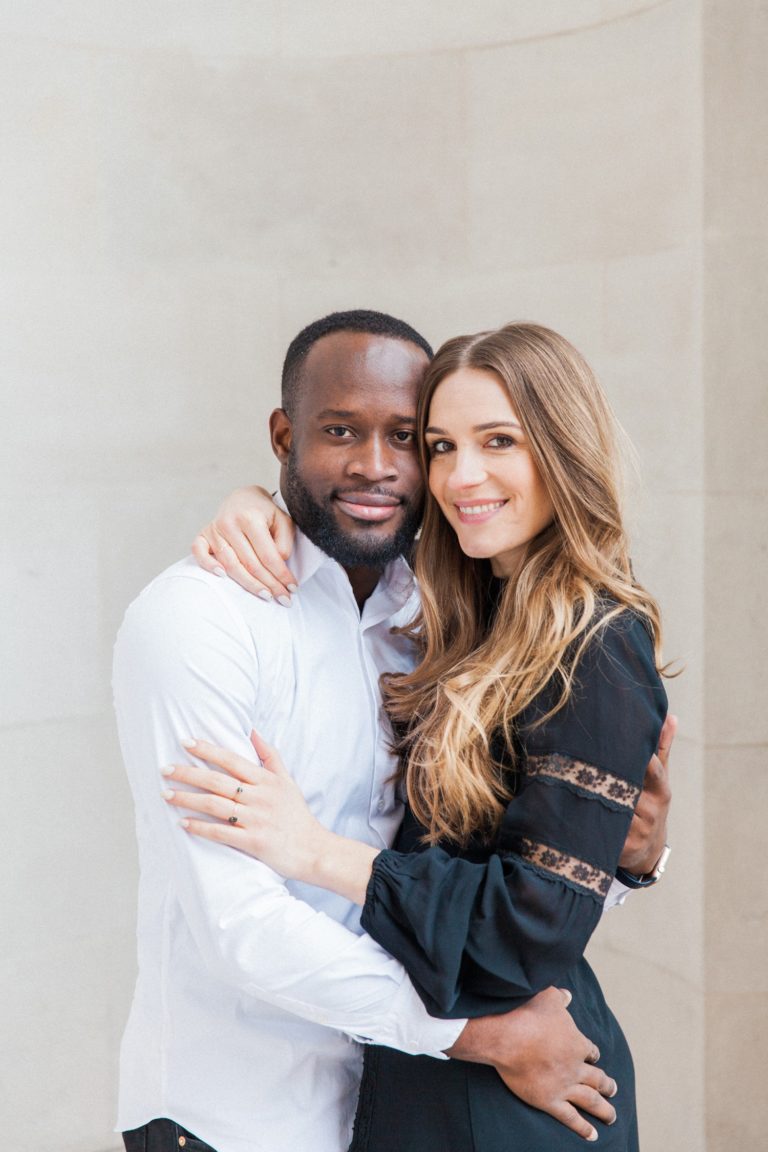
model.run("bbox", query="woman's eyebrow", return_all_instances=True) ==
[473,420,522,432]
[425,420,522,434]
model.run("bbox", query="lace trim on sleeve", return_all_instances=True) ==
[520,837,613,899]
[526,752,640,812]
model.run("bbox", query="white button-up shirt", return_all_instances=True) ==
[113,534,464,1152]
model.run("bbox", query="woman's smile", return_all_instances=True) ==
[453,499,508,522]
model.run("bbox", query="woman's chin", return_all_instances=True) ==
[456,540,494,562]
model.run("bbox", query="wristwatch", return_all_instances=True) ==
[616,844,671,889]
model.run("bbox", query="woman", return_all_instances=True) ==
[165,324,668,1150]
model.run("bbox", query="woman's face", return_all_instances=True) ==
[425,367,555,578]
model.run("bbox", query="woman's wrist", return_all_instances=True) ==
[309,831,380,906]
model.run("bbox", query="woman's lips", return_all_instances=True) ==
[454,500,507,525]
[335,495,401,523]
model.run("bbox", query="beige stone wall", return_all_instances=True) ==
[702,3,768,1150]
[1,3,763,1149]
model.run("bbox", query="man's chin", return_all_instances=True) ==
[332,511,403,541]
[328,528,406,569]
[310,512,413,570]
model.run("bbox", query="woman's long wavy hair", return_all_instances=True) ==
[383,323,664,847]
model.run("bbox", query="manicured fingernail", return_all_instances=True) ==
[587,1130,598,1143]
[161,789,175,800]
[287,584,299,594]
[610,1081,618,1098]
[277,595,291,607]
[181,738,197,749]
[257,589,273,602]
[213,566,226,578]
[160,765,175,777]
[179,818,190,829]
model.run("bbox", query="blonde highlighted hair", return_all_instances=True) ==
[384,323,664,846]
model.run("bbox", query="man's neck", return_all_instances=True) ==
[343,565,382,610]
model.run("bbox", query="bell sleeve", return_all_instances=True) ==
[360,611,668,1018]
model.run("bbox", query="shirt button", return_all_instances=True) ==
[376,797,385,813]
[178,1138,186,1148]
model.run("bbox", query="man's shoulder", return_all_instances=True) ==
[129,557,264,618]
[117,557,282,659]
[113,561,288,725]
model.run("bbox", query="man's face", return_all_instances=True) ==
[271,331,427,570]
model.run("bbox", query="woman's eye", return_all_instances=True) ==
[488,435,516,448]
[428,440,452,456]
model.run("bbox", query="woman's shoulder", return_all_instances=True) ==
[518,598,667,773]
[578,598,659,683]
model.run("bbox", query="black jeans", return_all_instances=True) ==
[123,1117,218,1152]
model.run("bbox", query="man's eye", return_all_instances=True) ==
[392,430,416,444]
[326,426,353,438]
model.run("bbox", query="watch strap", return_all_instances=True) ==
[616,844,671,889]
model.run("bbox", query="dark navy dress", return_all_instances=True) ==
[350,612,667,1152]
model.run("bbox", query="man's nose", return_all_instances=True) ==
[346,436,398,481]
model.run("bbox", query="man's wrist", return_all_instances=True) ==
[445,1012,513,1066]
[445,1016,491,1064]
[616,843,671,889]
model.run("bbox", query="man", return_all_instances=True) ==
[114,310,671,1152]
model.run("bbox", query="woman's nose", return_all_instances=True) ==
[447,448,486,490]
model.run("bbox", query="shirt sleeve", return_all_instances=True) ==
[360,611,667,1018]
[113,569,463,1056]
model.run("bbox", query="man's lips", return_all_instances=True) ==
[334,492,402,523]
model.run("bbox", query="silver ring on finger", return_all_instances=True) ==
[233,784,244,797]
[228,802,240,825]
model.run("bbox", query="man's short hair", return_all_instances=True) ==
[281,309,433,415]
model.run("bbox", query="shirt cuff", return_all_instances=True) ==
[347,976,466,1059]
[604,877,630,909]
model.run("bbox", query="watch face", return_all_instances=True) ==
[652,844,672,879]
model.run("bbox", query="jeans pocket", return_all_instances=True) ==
[175,1124,218,1152]
[123,1117,217,1152]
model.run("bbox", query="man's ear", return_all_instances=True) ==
[270,408,292,464]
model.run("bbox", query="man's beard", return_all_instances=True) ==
[283,458,422,570]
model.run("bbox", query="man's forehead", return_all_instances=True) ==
[304,330,426,375]
[298,330,427,407]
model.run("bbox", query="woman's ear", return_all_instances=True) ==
[269,408,293,464]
